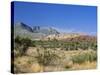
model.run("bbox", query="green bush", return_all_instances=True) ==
[72,51,97,64]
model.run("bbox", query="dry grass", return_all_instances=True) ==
[30,63,43,72]
[43,61,96,72]
[14,47,97,73]
[71,61,97,70]
[14,56,43,73]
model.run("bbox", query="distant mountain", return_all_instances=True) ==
[14,22,96,41]
[14,22,33,32]
[14,22,60,40]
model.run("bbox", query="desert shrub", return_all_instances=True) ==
[44,50,61,66]
[72,51,97,64]
[72,54,87,64]
[91,43,97,51]
[36,48,60,66]
[14,36,35,56]
[36,48,44,65]
[14,56,41,73]
[88,51,97,62]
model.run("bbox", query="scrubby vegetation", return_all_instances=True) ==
[12,35,97,73]
[71,50,97,64]
[14,36,35,56]
[27,35,97,51]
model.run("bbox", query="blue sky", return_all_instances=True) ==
[13,1,97,35]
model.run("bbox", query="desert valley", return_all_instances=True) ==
[12,22,97,73]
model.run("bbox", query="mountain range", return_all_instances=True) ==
[14,22,60,40]
[14,22,96,40]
